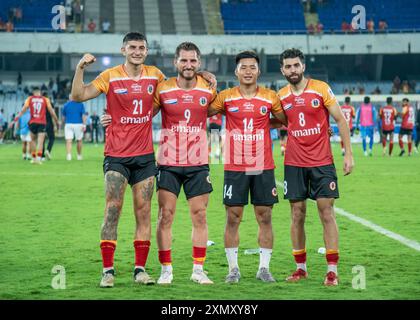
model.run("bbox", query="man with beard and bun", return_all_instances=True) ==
[276,48,353,286]
[209,51,287,284]
[379,97,398,156]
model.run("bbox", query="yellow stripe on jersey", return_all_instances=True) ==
[155,76,217,108]
[211,86,282,114]
[91,64,165,94]
[277,78,338,108]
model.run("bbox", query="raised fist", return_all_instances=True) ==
[77,53,96,70]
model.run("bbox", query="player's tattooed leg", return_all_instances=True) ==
[101,171,127,240]
[140,176,154,201]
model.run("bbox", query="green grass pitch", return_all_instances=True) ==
[0,141,419,300]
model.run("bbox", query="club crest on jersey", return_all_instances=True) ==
[284,103,293,111]
[260,106,268,115]
[147,84,154,95]
[228,106,239,113]
[164,99,178,105]
[311,99,320,108]
[114,88,128,94]
[199,97,207,106]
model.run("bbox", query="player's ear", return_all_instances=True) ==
[302,63,306,73]
[121,45,126,56]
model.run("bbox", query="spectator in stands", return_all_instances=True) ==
[315,21,324,35]
[358,84,365,95]
[367,18,375,33]
[0,81,4,95]
[15,7,22,22]
[372,86,381,94]
[88,19,96,33]
[409,80,416,93]
[0,18,6,32]
[307,23,315,35]
[17,72,22,87]
[401,81,410,94]
[391,76,400,94]
[102,18,111,33]
[378,19,388,33]
[341,20,349,34]
[6,20,14,32]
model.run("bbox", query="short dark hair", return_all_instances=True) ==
[386,97,392,104]
[345,96,351,103]
[175,42,201,60]
[402,98,409,103]
[32,86,40,91]
[364,96,370,104]
[122,32,147,45]
[235,50,260,65]
[279,48,305,66]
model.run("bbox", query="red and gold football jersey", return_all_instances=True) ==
[155,77,216,166]
[379,105,397,131]
[340,104,355,129]
[211,86,283,172]
[92,64,165,157]
[24,95,50,125]
[401,105,415,130]
[278,79,338,167]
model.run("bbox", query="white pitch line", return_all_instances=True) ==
[276,180,420,252]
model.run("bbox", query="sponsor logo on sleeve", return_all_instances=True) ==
[228,106,239,113]
[284,103,293,111]
[164,99,178,105]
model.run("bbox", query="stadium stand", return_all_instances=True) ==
[172,0,192,34]
[129,0,145,33]
[143,0,161,33]
[317,0,420,32]
[187,0,207,34]
[158,0,177,34]
[220,0,306,34]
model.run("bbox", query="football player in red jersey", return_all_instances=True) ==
[152,42,216,285]
[277,48,353,286]
[71,32,165,287]
[209,51,287,283]
[340,96,355,155]
[379,97,398,156]
[398,98,415,156]
[11,87,59,164]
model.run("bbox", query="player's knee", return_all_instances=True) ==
[158,207,175,227]
[191,208,207,226]
[255,210,272,225]
[319,208,336,224]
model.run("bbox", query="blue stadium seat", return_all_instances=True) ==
[220,0,306,34]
